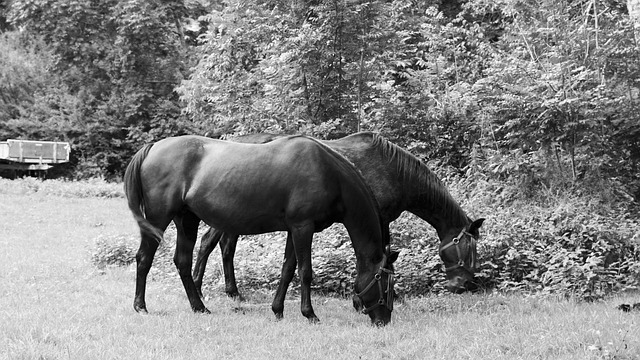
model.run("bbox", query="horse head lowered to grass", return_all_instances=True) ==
[124,134,397,325]
[193,132,484,301]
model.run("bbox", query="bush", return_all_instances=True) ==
[91,201,640,301]
[88,174,640,301]
[475,200,640,300]
[91,234,138,268]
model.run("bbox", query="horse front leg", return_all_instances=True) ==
[134,233,159,313]
[290,223,319,323]
[174,212,210,313]
[220,233,243,300]
[193,227,224,299]
[271,232,297,320]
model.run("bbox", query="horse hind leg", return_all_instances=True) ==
[134,229,160,313]
[220,233,243,300]
[290,223,320,323]
[271,232,297,320]
[193,228,243,300]
[193,227,224,299]
[174,211,210,313]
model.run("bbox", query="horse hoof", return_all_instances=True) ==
[618,304,631,312]
[307,316,320,324]
[134,303,148,314]
[274,313,284,321]
[193,306,211,314]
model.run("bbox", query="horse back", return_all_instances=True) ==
[229,131,405,225]
[140,135,347,234]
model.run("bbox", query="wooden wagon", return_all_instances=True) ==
[0,139,71,178]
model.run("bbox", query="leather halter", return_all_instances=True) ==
[354,266,395,314]
[439,228,477,272]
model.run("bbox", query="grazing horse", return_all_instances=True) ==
[124,134,398,325]
[193,132,484,304]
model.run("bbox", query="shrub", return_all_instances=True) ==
[91,234,138,268]
[475,202,640,300]
[87,174,639,301]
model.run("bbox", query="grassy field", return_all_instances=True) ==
[1,188,639,359]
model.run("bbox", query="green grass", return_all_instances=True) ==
[1,183,639,359]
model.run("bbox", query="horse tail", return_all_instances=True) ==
[123,143,164,244]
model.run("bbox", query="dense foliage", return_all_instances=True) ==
[1,0,204,177]
[74,177,640,300]
[89,199,639,301]
[1,0,638,193]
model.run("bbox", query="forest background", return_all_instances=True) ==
[1,0,640,299]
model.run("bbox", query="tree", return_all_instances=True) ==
[178,0,486,154]
[0,32,78,142]
[629,0,640,42]
[6,0,204,177]
[469,0,640,195]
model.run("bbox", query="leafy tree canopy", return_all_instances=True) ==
[0,0,638,198]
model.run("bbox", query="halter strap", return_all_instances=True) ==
[354,266,394,314]
[440,228,477,272]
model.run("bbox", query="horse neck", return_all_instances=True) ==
[419,209,470,241]
[401,164,470,241]
[345,223,384,272]
[341,181,385,270]
[335,133,470,243]
[315,137,385,269]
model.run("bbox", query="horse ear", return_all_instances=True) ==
[387,250,400,264]
[470,218,485,231]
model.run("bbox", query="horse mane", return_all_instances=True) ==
[368,133,469,226]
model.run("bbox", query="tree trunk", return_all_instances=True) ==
[629,0,640,43]
[357,47,364,132]
[628,0,640,102]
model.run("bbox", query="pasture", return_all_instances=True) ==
[1,183,639,359]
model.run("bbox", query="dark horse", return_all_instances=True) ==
[193,132,484,304]
[124,135,398,325]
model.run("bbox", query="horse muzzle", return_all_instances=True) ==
[372,317,390,327]
[446,275,478,294]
